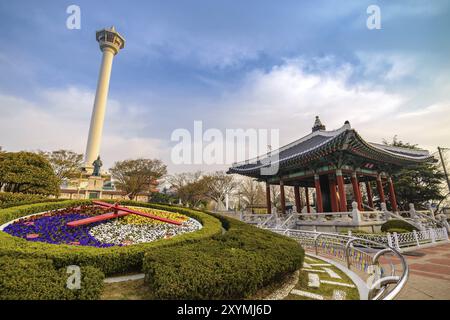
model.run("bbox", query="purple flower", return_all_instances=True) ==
[4,211,117,248]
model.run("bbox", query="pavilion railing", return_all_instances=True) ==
[395,203,449,232]
[269,228,409,300]
[239,201,450,238]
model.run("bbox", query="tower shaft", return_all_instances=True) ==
[83,26,125,172]
[84,47,114,167]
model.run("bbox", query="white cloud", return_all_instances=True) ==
[211,58,449,154]
[0,88,169,170]
[218,59,404,140]
[362,102,450,151]
[356,52,416,81]
[1,58,449,175]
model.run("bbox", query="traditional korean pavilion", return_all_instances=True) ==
[228,117,435,214]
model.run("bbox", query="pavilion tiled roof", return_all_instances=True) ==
[228,119,434,177]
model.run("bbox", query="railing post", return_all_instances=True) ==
[272,206,277,217]
[427,202,435,220]
[393,232,400,250]
[314,234,320,256]
[345,239,354,269]
[351,201,361,225]
[430,228,436,243]
[387,232,393,247]
[409,203,416,219]
[413,230,420,247]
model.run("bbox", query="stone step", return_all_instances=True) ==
[291,289,324,300]
[308,273,320,288]
[332,290,347,300]
[323,267,342,279]
[320,280,355,288]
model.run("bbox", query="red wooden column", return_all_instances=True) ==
[305,187,311,213]
[329,176,338,212]
[314,174,324,213]
[279,180,286,214]
[376,175,386,204]
[294,185,302,212]
[266,182,272,214]
[351,172,363,211]
[388,177,399,212]
[336,170,347,212]
[365,181,374,208]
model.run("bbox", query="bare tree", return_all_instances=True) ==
[39,150,83,182]
[239,177,265,211]
[110,159,167,200]
[166,171,207,207]
[203,171,238,211]
[270,185,280,208]
[285,186,295,203]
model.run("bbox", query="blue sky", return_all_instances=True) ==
[0,1,449,172]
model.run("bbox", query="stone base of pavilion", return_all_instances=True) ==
[295,221,384,234]
[239,201,449,235]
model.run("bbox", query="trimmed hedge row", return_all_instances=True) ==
[381,219,418,233]
[0,200,222,275]
[143,213,304,299]
[0,256,104,300]
[0,192,63,209]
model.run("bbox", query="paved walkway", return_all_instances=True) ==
[396,242,450,300]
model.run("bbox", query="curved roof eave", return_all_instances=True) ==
[228,124,434,175]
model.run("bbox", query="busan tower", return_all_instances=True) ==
[83,26,125,173]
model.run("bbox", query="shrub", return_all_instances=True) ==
[386,228,411,234]
[0,192,63,209]
[381,219,418,233]
[143,214,304,299]
[339,229,371,235]
[0,256,104,300]
[0,200,222,275]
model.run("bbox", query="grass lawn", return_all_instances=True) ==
[101,279,153,300]
[284,256,360,300]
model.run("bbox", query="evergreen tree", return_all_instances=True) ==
[0,152,59,196]
[384,136,445,209]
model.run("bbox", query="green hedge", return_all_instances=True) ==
[386,228,411,234]
[0,200,222,275]
[381,219,418,233]
[143,213,304,299]
[0,256,104,300]
[0,192,63,209]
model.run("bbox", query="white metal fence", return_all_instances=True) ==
[353,227,449,252]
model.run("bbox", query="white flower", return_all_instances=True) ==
[89,217,202,245]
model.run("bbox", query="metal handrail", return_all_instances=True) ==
[384,209,424,230]
[259,214,276,228]
[269,228,409,300]
[414,210,446,229]
[277,213,297,228]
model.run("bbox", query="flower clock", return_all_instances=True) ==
[3,205,202,247]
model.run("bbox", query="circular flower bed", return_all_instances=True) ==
[3,205,202,247]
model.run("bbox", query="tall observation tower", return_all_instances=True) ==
[83,26,125,173]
